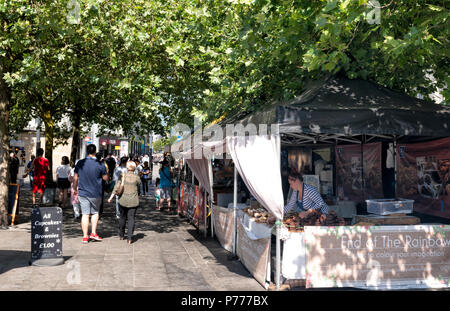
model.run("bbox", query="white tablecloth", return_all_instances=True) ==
[281,232,306,280]
[237,209,272,240]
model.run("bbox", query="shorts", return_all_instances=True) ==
[57,178,70,189]
[32,176,46,194]
[79,196,101,215]
[160,187,172,199]
[155,194,160,202]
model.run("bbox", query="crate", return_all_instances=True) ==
[366,198,414,215]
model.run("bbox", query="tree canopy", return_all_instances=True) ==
[0,0,448,226]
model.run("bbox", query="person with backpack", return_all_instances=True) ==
[108,161,141,244]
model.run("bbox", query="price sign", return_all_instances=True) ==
[31,207,63,261]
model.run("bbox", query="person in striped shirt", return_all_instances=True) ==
[284,169,329,216]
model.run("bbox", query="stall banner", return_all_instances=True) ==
[213,205,234,253]
[196,186,206,234]
[305,225,450,289]
[179,181,188,216]
[236,218,270,289]
[363,142,383,200]
[336,144,363,202]
[396,137,450,219]
[179,181,206,230]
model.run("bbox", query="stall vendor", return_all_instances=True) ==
[284,169,329,217]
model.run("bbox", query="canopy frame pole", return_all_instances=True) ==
[394,136,397,198]
[276,219,281,291]
[275,128,282,291]
[233,164,237,255]
[204,187,207,238]
[208,156,214,238]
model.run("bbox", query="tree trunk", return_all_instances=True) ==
[0,67,11,227]
[70,114,81,165]
[42,109,54,183]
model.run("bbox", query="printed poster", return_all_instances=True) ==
[397,137,450,219]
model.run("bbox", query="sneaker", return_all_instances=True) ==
[89,233,103,241]
[82,237,89,244]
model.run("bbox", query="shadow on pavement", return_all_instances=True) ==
[0,250,30,275]
[184,228,255,279]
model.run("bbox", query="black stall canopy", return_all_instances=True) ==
[212,75,450,219]
[218,75,450,145]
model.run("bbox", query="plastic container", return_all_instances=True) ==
[366,198,414,215]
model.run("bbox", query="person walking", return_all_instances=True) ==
[56,156,71,208]
[158,159,173,211]
[26,155,35,188]
[108,161,141,244]
[140,161,151,196]
[105,153,116,179]
[72,144,108,244]
[112,157,128,219]
[23,148,49,206]
[96,152,108,217]
[68,160,81,220]
[9,152,20,184]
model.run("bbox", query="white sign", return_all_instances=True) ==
[120,141,128,158]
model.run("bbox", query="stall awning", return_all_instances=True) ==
[217,75,450,138]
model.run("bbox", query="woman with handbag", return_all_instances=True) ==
[108,161,141,244]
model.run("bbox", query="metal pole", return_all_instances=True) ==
[276,219,281,291]
[233,164,237,255]
[208,157,214,238]
[394,137,397,198]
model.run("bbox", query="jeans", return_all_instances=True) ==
[118,205,138,240]
[141,178,148,194]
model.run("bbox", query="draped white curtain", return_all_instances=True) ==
[185,157,212,194]
[226,135,285,220]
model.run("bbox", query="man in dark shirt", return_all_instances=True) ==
[73,144,108,244]
[9,152,20,184]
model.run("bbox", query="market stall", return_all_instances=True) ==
[175,75,450,290]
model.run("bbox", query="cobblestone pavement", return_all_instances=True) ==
[0,182,264,291]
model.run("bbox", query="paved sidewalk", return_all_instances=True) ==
[0,184,264,291]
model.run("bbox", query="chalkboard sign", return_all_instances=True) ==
[31,207,63,261]
[8,184,20,225]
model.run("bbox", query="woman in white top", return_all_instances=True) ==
[56,156,72,208]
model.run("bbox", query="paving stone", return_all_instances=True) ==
[0,186,266,291]
[134,273,171,288]
[96,272,134,288]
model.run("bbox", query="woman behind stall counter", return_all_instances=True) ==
[284,169,329,217]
